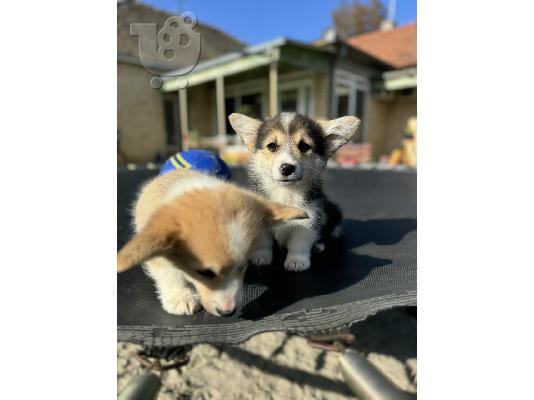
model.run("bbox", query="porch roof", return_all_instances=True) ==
[161,37,333,92]
[377,67,417,91]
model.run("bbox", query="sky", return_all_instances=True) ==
[143,0,417,45]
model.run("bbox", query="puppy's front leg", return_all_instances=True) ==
[146,260,201,315]
[284,228,318,272]
[251,228,274,266]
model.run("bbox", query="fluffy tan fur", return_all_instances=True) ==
[117,169,307,316]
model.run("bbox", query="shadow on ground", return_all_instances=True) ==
[218,307,416,397]
[241,218,416,319]
[349,307,417,362]
[220,346,355,397]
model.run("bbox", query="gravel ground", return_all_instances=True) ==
[117,308,416,399]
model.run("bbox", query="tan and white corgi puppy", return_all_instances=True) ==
[117,169,307,316]
[229,112,360,272]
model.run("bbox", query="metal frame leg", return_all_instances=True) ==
[306,331,416,400]
[118,371,162,400]
[339,348,416,400]
[118,345,191,400]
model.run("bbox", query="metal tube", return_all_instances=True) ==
[339,349,415,400]
[118,371,162,400]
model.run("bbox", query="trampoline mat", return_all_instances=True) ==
[118,167,417,347]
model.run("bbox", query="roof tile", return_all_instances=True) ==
[346,22,417,69]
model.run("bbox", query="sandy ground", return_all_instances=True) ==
[117,308,416,399]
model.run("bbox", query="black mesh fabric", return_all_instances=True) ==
[117,167,416,346]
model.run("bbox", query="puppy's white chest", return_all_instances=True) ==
[266,185,318,246]
[269,187,305,208]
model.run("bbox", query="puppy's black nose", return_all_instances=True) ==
[216,307,236,317]
[280,163,296,176]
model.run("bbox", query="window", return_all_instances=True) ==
[280,89,299,112]
[279,79,313,115]
[223,77,313,140]
[335,84,350,117]
[225,80,267,138]
[225,97,236,135]
[333,71,369,142]
[240,93,262,118]
[225,92,263,139]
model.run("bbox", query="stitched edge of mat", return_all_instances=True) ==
[117,290,416,347]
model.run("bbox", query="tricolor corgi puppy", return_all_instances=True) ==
[229,112,360,272]
[117,169,307,316]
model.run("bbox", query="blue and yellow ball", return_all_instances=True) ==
[159,149,232,181]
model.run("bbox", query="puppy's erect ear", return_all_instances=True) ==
[228,113,261,149]
[318,116,361,158]
[262,199,309,224]
[117,221,180,272]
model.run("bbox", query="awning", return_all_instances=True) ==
[381,67,417,91]
[162,53,273,91]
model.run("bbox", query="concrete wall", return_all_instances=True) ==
[117,61,166,163]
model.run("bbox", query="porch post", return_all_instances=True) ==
[178,89,189,150]
[269,61,278,116]
[215,75,227,151]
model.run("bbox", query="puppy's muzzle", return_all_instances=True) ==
[215,307,236,317]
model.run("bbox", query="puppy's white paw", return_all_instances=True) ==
[332,224,343,238]
[251,249,273,266]
[313,242,326,253]
[284,254,311,272]
[161,292,201,315]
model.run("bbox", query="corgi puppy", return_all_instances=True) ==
[117,169,307,316]
[229,112,360,272]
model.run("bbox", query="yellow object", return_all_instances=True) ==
[402,117,417,167]
[389,149,403,165]
[220,147,249,166]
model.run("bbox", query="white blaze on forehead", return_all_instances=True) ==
[275,145,297,166]
[278,112,297,134]
[225,213,252,261]
[277,113,298,165]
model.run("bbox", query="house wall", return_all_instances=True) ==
[383,91,417,155]
[366,98,389,157]
[117,61,166,163]
[366,89,417,158]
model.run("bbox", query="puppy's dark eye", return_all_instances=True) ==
[266,142,278,152]
[298,141,311,153]
[197,269,216,279]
